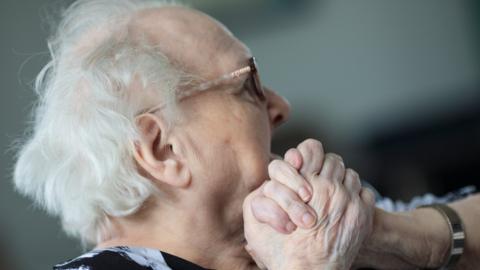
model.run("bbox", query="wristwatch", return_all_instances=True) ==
[418,204,465,270]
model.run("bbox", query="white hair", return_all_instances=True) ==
[14,0,187,245]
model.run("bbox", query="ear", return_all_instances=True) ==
[133,113,191,188]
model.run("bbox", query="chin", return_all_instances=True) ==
[244,150,271,192]
[249,179,267,193]
[248,164,269,192]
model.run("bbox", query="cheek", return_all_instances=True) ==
[234,135,270,191]
[202,131,268,195]
[183,97,272,192]
[234,109,272,188]
[191,130,244,191]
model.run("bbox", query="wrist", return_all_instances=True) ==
[369,207,450,268]
[411,207,451,268]
[361,208,414,267]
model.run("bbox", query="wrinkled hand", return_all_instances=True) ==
[243,139,375,270]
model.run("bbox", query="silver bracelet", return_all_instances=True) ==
[418,204,465,270]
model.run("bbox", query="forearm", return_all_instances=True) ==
[355,208,435,269]
[357,194,480,269]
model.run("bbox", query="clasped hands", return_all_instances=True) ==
[243,139,376,270]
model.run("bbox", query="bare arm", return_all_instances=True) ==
[355,194,480,269]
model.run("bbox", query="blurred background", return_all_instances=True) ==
[1,0,479,269]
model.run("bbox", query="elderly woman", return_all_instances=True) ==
[14,0,480,269]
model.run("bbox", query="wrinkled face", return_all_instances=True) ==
[135,7,290,224]
[178,78,284,203]
[172,62,290,227]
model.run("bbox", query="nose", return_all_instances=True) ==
[264,87,291,129]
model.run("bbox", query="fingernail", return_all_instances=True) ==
[302,212,315,226]
[285,221,296,232]
[299,187,311,201]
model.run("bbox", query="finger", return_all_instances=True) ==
[315,155,349,223]
[330,153,346,182]
[284,148,302,170]
[245,245,266,270]
[319,153,345,183]
[296,139,325,177]
[334,199,365,261]
[318,153,336,180]
[250,195,297,234]
[263,180,317,228]
[360,187,376,207]
[327,183,350,227]
[268,159,313,202]
[309,155,337,224]
[305,178,330,226]
[344,168,361,195]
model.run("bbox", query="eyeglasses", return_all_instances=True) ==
[142,57,266,114]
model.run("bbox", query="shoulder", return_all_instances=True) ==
[53,247,172,270]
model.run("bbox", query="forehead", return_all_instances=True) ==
[130,7,251,79]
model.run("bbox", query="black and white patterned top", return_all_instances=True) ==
[375,185,476,212]
[54,186,476,270]
[54,246,207,270]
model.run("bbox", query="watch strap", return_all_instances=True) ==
[418,203,465,270]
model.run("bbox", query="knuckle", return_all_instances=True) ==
[268,159,282,174]
[304,138,322,148]
[336,185,351,202]
[337,161,346,172]
[354,177,361,188]
[269,161,299,185]
[345,170,361,188]
[297,141,311,158]
[346,168,359,179]
[321,156,333,170]
[322,154,333,166]
[321,169,334,182]
[361,188,376,206]
[338,160,345,170]
[284,148,297,160]
[287,201,305,216]
[263,181,300,212]
[322,178,335,196]
[345,168,353,178]
[348,199,361,215]
[344,176,353,187]
[270,206,289,225]
[329,152,344,162]
[301,139,324,154]
[325,153,337,162]
[262,181,277,197]
[268,159,280,170]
